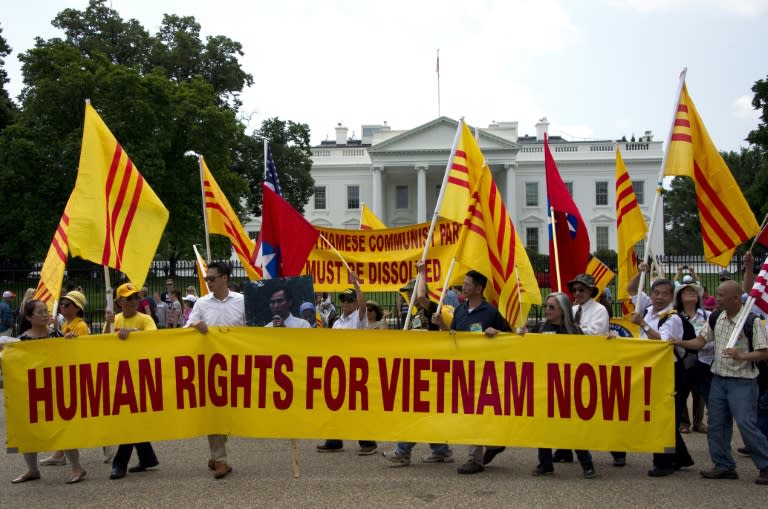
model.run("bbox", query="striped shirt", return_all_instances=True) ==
[700,308,767,379]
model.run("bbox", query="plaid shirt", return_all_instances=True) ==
[701,308,767,379]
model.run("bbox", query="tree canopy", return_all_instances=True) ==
[0,24,16,131]
[0,0,314,265]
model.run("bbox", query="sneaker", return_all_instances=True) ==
[382,449,410,466]
[532,464,554,476]
[457,460,484,474]
[421,450,453,463]
[736,447,751,457]
[582,464,597,479]
[756,470,768,485]
[357,445,378,456]
[482,447,505,466]
[40,455,67,466]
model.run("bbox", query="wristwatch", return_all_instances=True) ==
[642,324,651,333]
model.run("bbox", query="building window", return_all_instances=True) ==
[596,226,610,251]
[565,181,573,196]
[347,185,360,209]
[313,186,326,210]
[525,182,539,207]
[526,227,539,252]
[595,181,608,206]
[396,185,408,209]
[632,181,645,205]
[634,240,645,261]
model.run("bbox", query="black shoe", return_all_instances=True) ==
[482,447,505,466]
[648,467,675,477]
[316,444,344,452]
[612,457,626,467]
[457,460,484,474]
[737,447,751,457]
[110,466,127,480]
[673,458,694,470]
[552,449,573,463]
[128,460,159,473]
[582,464,597,479]
[532,464,554,476]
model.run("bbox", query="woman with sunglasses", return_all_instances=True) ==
[11,299,87,484]
[532,292,597,479]
[38,291,91,469]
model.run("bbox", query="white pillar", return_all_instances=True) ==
[416,165,427,223]
[372,166,383,219]
[504,162,517,212]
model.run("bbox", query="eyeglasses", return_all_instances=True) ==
[545,304,558,310]
[204,275,220,283]
[269,298,286,305]
[571,287,588,293]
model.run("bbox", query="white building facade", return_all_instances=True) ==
[248,116,664,257]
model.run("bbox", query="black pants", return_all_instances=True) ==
[113,442,158,469]
[539,448,592,467]
[324,439,376,449]
[653,362,692,468]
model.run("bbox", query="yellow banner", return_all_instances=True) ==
[3,328,674,453]
[306,220,463,291]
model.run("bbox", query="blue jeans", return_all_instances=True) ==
[395,442,450,457]
[759,390,768,438]
[708,376,768,471]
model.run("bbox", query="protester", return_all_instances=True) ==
[383,261,453,466]
[153,292,168,329]
[186,261,245,479]
[531,292,597,478]
[160,278,174,305]
[15,288,36,335]
[299,302,322,328]
[628,267,694,476]
[105,283,160,480]
[265,285,310,328]
[38,291,91,468]
[671,280,768,485]
[0,290,15,336]
[433,269,510,474]
[185,285,197,297]
[11,299,86,484]
[181,294,197,326]
[366,300,386,330]
[674,282,711,435]
[317,271,377,455]
[168,289,183,328]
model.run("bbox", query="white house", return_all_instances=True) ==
[246,116,664,257]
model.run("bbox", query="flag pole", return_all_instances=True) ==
[514,264,524,329]
[638,67,688,295]
[549,206,562,292]
[103,266,114,333]
[197,155,212,262]
[725,296,757,349]
[435,257,458,318]
[404,118,463,329]
[436,49,441,118]
[319,233,353,274]
[748,212,768,252]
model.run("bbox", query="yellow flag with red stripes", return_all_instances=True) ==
[360,204,387,230]
[202,157,261,281]
[450,122,541,327]
[615,147,647,311]
[34,198,73,311]
[438,121,486,223]
[585,256,615,299]
[664,82,759,266]
[192,244,209,297]
[67,103,168,289]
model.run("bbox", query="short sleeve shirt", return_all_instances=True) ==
[115,312,157,332]
[700,309,768,378]
[185,291,245,327]
[450,300,510,333]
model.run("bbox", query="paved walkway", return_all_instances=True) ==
[1,389,766,508]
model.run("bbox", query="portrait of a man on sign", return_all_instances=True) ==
[242,275,315,327]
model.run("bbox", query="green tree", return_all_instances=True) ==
[0,23,17,131]
[663,177,702,255]
[0,1,258,266]
[747,75,768,154]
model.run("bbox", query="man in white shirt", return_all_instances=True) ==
[568,274,609,336]
[316,272,376,455]
[185,261,244,480]
[628,269,693,477]
[265,286,310,328]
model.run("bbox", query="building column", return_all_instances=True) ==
[372,165,383,219]
[416,165,427,223]
[505,162,518,217]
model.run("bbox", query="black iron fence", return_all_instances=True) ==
[0,254,752,335]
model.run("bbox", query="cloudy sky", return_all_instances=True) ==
[2,0,766,150]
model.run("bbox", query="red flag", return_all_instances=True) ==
[545,134,590,294]
[756,225,768,249]
[749,255,768,315]
[260,184,319,277]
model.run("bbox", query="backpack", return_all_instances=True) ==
[643,308,696,361]
[709,309,768,395]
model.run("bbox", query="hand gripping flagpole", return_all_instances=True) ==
[404,118,463,330]
[638,67,687,296]
[725,254,768,349]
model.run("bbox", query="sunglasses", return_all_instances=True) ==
[60,302,73,308]
[204,275,221,283]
